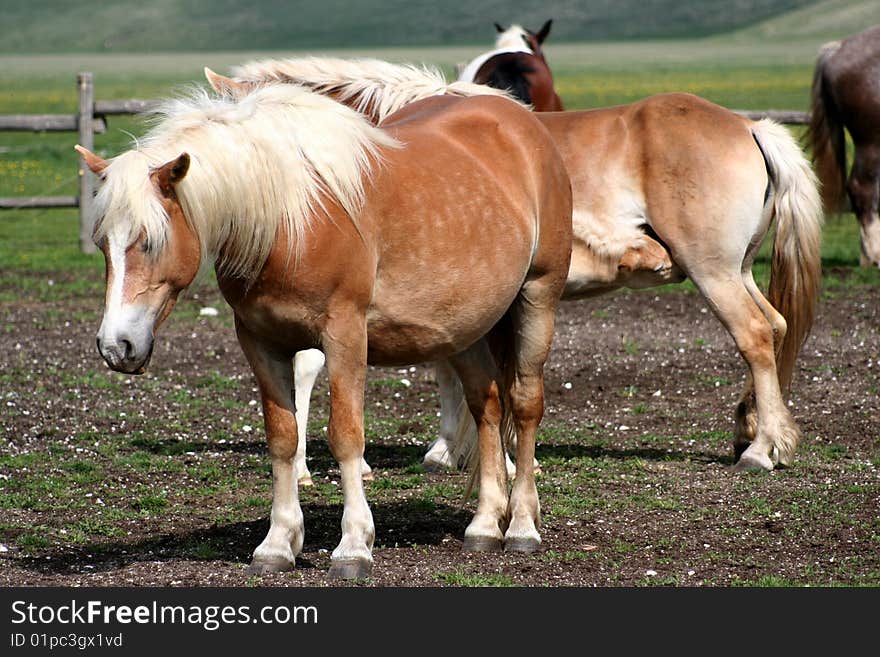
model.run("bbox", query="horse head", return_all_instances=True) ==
[494,19,553,59]
[77,145,201,374]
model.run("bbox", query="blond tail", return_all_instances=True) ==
[752,119,824,394]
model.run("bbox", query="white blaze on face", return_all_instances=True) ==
[96,226,155,370]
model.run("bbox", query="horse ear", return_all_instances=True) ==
[536,19,553,43]
[204,67,246,97]
[75,145,108,175]
[494,22,505,33]
[155,153,190,193]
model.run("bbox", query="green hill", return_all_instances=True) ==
[722,0,880,41]
[1,0,824,53]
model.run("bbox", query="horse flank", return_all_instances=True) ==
[92,85,399,281]
[231,57,516,124]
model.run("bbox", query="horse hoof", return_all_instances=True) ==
[361,470,374,482]
[462,535,503,552]
[423,459,454,473]
[298,475,314,487]
[504,537,541,553]
[327,558,372,580]
[246,557,295,575]
[733,451,774,473]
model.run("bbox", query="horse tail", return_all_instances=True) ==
[751,119,824,394]
[806,40,847,212]
[462,312,517,502]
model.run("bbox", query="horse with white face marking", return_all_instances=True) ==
[80,83,572,577]
[208,57,823,476]
[458,20,564,111]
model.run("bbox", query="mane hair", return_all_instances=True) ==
[231,57,518,123]
[92,84,399,281]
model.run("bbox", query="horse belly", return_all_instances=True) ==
[364,271,526,366]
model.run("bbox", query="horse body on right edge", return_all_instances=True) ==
[808,24,880,268]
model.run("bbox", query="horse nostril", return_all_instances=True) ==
[96,336,103,353]
[121,339,134,360]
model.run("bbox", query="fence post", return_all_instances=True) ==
[77,72,96,254]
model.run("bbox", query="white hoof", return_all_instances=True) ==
[423,438,458,472]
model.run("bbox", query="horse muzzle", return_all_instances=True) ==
[96,333,154,375]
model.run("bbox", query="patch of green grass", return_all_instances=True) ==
[187,541,223,560]
[732,575,801,587]
[434,570,516,587]
[622,337,639,356]
[369,474,423,491]
[131,493,168,513]
[618,385,638,398]
[16,532,51,550]
[540,548,598,563]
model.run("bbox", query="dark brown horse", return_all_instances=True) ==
[458,20,564,111]
[807,25,880,267]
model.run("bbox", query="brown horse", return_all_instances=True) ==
[209,58,823,475]
[77,83,572,578]
[807,25,880,268]
[458,20,564,111]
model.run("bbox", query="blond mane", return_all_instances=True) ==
[92,84,398,281]
[230,56,518,123]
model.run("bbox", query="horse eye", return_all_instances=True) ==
[140,240,151,254]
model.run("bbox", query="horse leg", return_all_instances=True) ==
[323,317,374,580]
[733,272,788,460]
[236,319,304,573]
[448,340,510,552]
[423,359,474,472]
[848,144,880,268]
[425,360,535,478]
[690,274,798,471]
[617,234,674,278]
[292,349,324,486]
[502,284,560,552]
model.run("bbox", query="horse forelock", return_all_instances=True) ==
[92,151,170,255]
[94,84,399,282]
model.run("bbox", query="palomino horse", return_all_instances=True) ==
[78,83,573,577]
[458,21,564,111]
[807,25,880,268]
[209,57,823,477]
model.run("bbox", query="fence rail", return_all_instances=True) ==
[0,72,811,253]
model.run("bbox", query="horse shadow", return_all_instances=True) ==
[535,442,732,466]
[12,498,472,577]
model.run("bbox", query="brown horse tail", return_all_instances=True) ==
[806,41,847,212]
[462,312,517,502]
[751,119,824,395]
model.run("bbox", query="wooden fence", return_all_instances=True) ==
[0,73,156,254]
[0,72,809,254]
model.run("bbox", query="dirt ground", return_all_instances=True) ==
[1,267,878,587]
